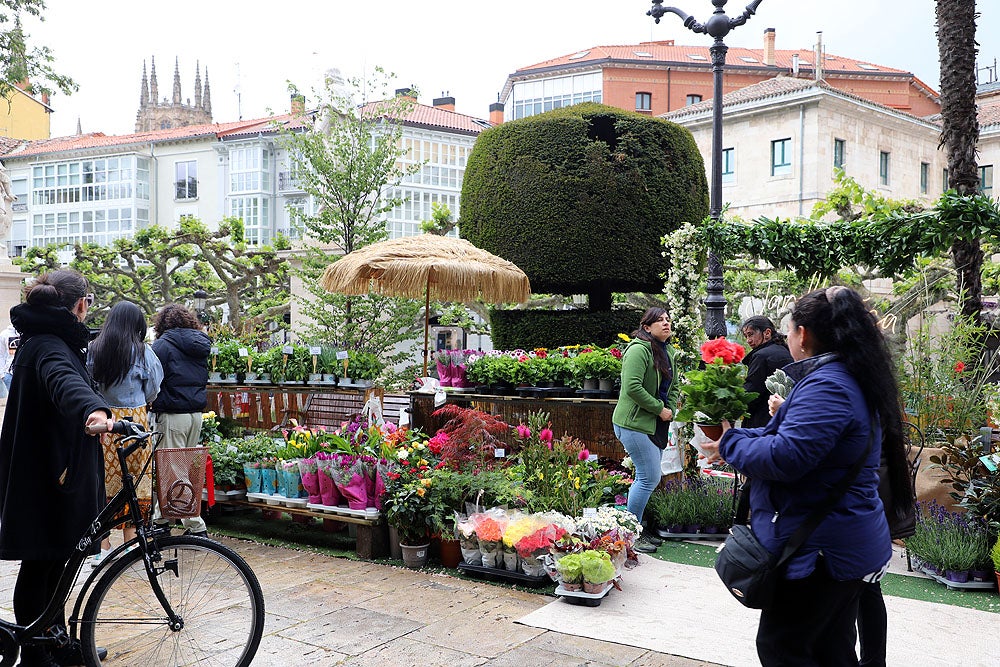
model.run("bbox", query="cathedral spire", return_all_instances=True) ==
[172,56,182,104]
[140,60,149,108]
[202,68,212,116]
[149,56,158,105]
[194,60,202,109]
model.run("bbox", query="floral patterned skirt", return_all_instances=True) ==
[102,405,152,525]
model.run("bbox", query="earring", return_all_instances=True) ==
[800,346,806,353]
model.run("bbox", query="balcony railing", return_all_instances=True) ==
[278,172,303,192]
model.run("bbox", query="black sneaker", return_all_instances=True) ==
[633,536,658,553]
[644,533,663,547]
[51,640,107,665]
[187,529,209,538]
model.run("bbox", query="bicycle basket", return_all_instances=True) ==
[154,446,207,519]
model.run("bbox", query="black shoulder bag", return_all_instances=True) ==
[714,417,874,610]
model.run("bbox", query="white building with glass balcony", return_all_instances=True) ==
[0,95,490,257]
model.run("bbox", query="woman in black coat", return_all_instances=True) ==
[0,270,113,666]
[740,316,793,428]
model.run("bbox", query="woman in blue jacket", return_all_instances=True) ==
[702,286,911,666]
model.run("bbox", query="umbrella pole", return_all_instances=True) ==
[423,281,430,377]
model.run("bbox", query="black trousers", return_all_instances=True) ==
[756,559,865,667]
[14,558,68,665]
[857,581,887,667]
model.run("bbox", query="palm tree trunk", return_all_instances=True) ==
[936,0,982,321]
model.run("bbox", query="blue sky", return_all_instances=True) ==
[25,0,1000,138]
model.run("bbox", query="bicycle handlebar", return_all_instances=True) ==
[111,419,150,438]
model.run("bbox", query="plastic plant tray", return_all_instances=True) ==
[555,581,614,606]
[305,503,381,520]
[655,529,726,541]
[456,562,553,587]
[919,565,998,591]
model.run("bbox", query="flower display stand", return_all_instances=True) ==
[916,563,998,592]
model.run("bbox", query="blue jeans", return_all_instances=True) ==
[614,423,661,524]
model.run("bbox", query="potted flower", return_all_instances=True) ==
[213,339,242,383]
[675,338,757,440]
[383,477,444,568]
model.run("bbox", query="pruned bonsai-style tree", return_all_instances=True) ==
[459,103,708,311]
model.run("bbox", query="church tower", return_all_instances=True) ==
[135,57,213,132]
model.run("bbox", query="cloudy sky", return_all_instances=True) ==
[23,0,1000,138]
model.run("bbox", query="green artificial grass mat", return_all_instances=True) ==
[650,539,1000,614]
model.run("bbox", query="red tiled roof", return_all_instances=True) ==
[3,116,285,159]
[0,136,25,156]
[361,100,491,135]
[979,102,1000,128]
[517,40,913,78]
[662,75,937,124]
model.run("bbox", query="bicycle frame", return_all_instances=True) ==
[0,429,184,657]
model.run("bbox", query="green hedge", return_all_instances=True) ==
[460,103,708,300]
[489,308,644,350]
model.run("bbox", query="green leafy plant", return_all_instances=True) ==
[347,350,383,382]
[675,338,756,424]
[283,345,313,382]
[991,536,1000,573]
[573,347,621,382]
[579,549,616,585]
[212,338,243,375]
[554,552,584,585]
[384,479,446,545]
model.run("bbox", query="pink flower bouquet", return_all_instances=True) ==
[297,457,321,504]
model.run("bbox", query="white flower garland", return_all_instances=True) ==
[662,222,706,367]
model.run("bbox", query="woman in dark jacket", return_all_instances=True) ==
[702,287,911,666]
[0,270,114,666]
[150,303,210,536]
[740,316,793,427]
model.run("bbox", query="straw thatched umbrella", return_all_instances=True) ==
[319,234,531,375]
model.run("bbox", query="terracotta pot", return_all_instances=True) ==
[583,580,608,594]
[439,538,462,568]
[388,525,403,560]
[695,423,724,441]
[561,580,583,592]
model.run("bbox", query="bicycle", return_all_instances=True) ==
[0,420,265,666]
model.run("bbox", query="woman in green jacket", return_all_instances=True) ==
[612,307,678,553]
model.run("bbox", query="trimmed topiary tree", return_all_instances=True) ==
[460,102,708,311]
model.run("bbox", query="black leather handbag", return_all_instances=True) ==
[715,418,874,610]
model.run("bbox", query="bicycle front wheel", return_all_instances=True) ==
[79,535,264,667]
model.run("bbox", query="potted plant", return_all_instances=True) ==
[554,552,584,591]
[213,339,242,383]
[991,536,1000,589]
[283,345,312,384]
[675,338,757,440]
[579,549,617,594]
[256,345,284,384]
[573,347,621,391]
[384,478,445,568]
[346,350,383,386]
[317,347,340,384]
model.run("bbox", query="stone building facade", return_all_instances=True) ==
[134,57,212,132]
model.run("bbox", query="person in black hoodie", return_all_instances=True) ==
[0,270,113,667]
[150,303,211,536]
[740,316,793,428]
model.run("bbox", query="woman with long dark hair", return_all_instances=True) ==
[88,301,162,565]
[0,270,114,666]
[702,286,909,665]
[611,307,678,553]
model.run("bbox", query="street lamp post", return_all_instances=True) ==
[648,0,764,339]
[192,289,209,324]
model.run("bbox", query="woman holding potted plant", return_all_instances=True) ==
[611,308,677,553]
[701,286,913,667]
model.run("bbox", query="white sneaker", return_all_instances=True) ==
[89,548,112,569]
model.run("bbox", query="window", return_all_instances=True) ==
[980,165,994,198]
[833,139,845,170]
[686,94,702,106]
[722,147,735,183]
[635,92,652,111]
[510,72,602,120]
[879,151,890,186]
[175,160,198,200]
[770,138,792,176]
[942,168,949,192]
[920,162,929,195]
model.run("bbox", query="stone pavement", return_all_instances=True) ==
[0,535,714,667]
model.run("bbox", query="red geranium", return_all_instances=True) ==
[609,348,623,359]
[954,361,966,373]
[700,338,746,365]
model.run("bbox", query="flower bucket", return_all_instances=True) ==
[243,464,262,494]
[439,538,462,568]
[694,423,724,441]
[259,467,277,494]
[520,554,546,577]
[479,539,501,568]
[459,534,482,566]
[502,546,519,572]
[400,542,430,568]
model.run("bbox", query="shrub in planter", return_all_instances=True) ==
[347,350,383,383]
[572,347,621,384]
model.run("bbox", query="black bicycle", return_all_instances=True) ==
[0,420,265,666]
